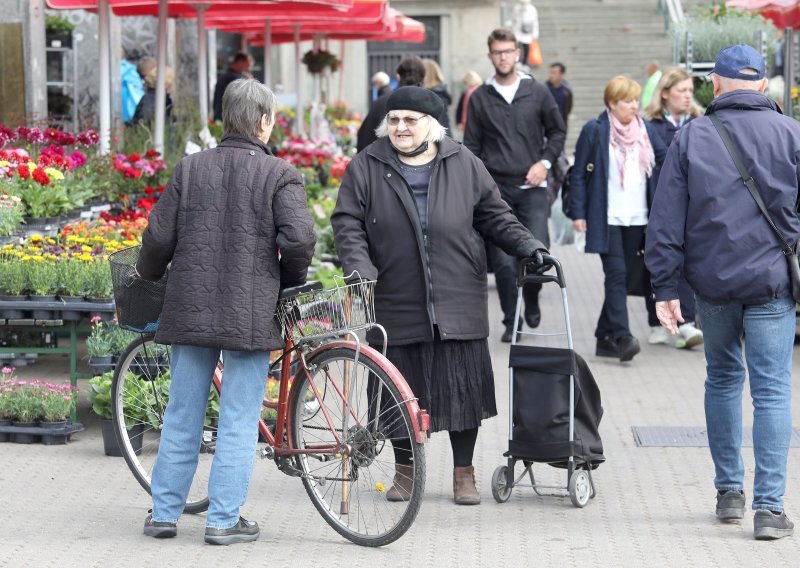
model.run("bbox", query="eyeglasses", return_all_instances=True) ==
[490,48,517,59]
[387,114,427,127]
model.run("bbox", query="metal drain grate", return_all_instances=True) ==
[632,426,800,448]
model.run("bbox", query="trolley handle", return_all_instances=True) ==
[516,254,566,289]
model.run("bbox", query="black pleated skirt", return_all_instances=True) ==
[384,331,497,433]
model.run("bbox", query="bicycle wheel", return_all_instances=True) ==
[111,334,215,514]
[289,346,426,547]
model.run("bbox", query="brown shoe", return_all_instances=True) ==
[386,464,414,502]
[453,466,481,505]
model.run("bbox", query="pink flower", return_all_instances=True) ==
[90,315,102,324]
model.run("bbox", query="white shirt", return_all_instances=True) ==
[489,75,522,105]
[607,143,648,226]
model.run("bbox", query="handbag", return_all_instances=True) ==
[527,39,542,67]
[709,114,800,304]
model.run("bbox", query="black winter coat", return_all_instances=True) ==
[331,136,545,346]
[463,75,566,186]
[137,134,316,351]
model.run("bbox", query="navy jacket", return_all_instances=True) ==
[647,115,694,148]
[645,91,800,305]
[567,111,667,254]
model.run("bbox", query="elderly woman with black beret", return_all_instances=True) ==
[332,86,547,505]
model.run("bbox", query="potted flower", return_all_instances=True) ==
[39,383,77,444]
[57,256,89,320]
[302,49,341,74]
[24,257,58,319]
[10,380,44,443]
[85,257,113,302]
[0,192,24,240]
[0,254,28,319]
[0,367,14,442]
[45,14,75,49]
[88,372,124,456]
[87,316,114,374]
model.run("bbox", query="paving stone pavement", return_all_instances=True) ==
[2,242,799,567]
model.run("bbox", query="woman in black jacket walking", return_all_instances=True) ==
[332,87,546,505]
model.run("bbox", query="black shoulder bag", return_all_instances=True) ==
[709,114,800,304]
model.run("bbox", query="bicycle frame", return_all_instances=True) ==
[209,337,430,461]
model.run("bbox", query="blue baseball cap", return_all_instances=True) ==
[708,44,766,80]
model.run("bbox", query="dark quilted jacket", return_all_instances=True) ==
[137,134,316,351]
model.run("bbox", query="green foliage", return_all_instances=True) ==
[673,4,776,63]
[24,259,58,296]
[310,262,343,289]
[21,181,72,217]
[0,194,24,236]
[206,388,219,427]
[56,257,89,296]
[41,385,77,422]
[86,320,113,357]
[694,79,715,108]
[85,259,112,298]
[87,372,113,420]
[45,14,75,35]
[0,258,26,295]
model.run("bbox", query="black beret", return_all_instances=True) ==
[386,86,445,119]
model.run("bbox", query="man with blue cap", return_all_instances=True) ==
[646,44,800,540]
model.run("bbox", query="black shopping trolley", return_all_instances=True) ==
[490,256,605,507]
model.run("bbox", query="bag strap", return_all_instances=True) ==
[709,114,794,256]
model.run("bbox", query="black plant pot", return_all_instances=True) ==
[0,294,28,319]
[0,419,11,443]
[29,295,57,320]
[40,420,69,445]
[11,421,38,444]
[58,295,84,321]
[46,33,72,49]
[100,419,144,456]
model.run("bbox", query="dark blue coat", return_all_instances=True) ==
[568,111,668,254]
[647,114,694,148]
[645,91,800,305]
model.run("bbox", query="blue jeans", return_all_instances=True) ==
[697,296,795,512]
[150,345,269,528]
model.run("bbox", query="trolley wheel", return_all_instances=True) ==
[491,465,512,503]
[568,469,592,508]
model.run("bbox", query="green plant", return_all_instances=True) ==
[673,4,776,63]
[302,49,341,74]
[19,179,72,218]
[206,388,219,427]
[85,258,112,298]
[45,14,75,35]
[0,257,27,295]
[694,79,715,108]
[86,317,113,357]
[109,323,136,356]
[24,259,58,296]
[87,372,113,419]
[0,193,23,236]
[57,257,89,296]
[10,380,44,422]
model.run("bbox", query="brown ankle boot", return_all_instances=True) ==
[386,464,414,502]
[453,466,481,505]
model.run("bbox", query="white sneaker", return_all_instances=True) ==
[648,326,669,345]
[675,322,704,349]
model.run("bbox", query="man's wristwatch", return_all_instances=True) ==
[540,159,552,170]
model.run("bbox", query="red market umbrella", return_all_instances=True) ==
[725,0,800,29]
[46,0,354,11]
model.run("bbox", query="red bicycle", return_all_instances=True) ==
[110,279,429,547]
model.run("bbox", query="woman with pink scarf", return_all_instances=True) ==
[567,76,668,362]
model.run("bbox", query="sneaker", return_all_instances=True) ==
[716,490,745,521]
[754,509,794,540]
[616,335,640,362]
[205,517,260,545]
[143,514,177,538]
[648,326,669,345]
[675,322,704,350]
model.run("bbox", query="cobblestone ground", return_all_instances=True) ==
[2,242,799,567]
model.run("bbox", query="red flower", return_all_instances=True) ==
[144,186,156,195]
[17,165,30,179]
[128,152,141,162]
[137,197,157,212]
[32,167,50,185]
[145,149,160,159]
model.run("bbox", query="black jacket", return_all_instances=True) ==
[646,91,800,305]
[331,136,545,346]
[546,80,573,127]
[133,90,173,124]
[430,84,452,131]
[137,134,316,351]
[356,91,391,153]
[464,76,566,186]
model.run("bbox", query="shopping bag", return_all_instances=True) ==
[527,39,542,67]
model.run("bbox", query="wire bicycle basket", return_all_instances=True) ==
[276,279,377,343]
[109,245,168,333]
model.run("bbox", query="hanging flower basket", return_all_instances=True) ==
[302,49,341,74]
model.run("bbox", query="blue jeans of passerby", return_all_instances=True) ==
[697,296,795,512]
[489,184,550,326]
[596,225,658,337]
[150,345,269,528]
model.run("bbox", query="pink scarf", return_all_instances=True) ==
[608,111,654,187]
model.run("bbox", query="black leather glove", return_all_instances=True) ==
[530,248,549,267]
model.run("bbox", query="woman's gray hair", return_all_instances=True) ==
[222,79,278,138]
[374,114,448,142]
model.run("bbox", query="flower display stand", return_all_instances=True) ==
[0,298,116,422]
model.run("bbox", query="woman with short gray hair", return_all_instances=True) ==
[333,86,546,506]
[137,78,316,544]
